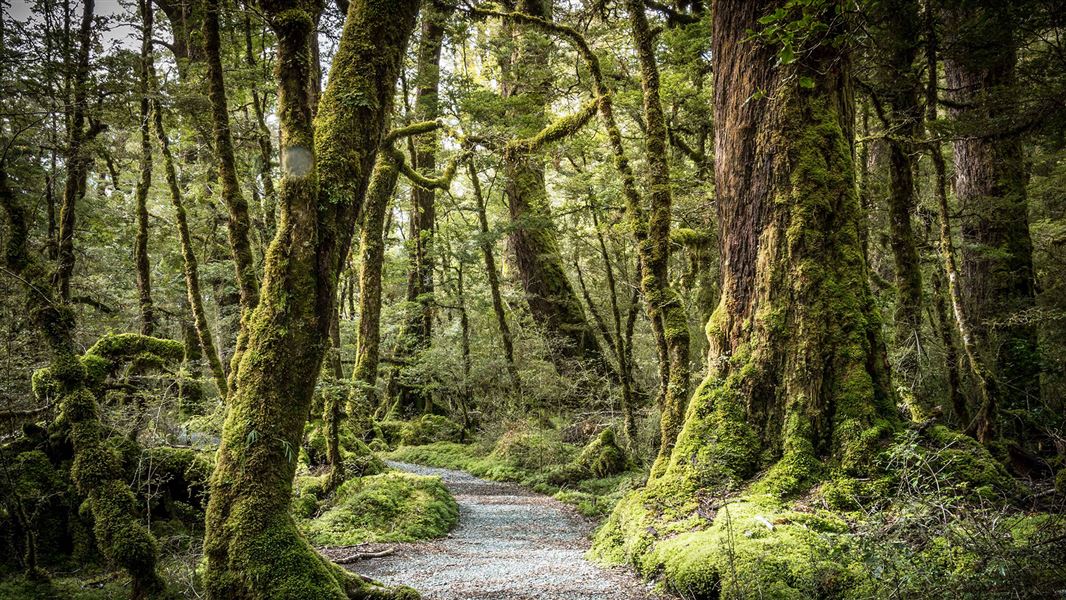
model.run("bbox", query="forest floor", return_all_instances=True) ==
[333,461,661,600]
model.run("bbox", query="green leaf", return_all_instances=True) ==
[799,76,815,89]
[780,45,796,65]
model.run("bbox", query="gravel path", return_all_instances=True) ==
[341,461,661,600]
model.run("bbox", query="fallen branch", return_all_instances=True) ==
[333,548,395,564]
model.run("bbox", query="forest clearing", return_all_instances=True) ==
[1,0,1065,598]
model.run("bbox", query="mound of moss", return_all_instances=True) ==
[297,472,458,546]
[548,428,630,484]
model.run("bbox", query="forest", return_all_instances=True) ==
[0,0,1065,598]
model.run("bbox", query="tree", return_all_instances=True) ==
[498,0,613,379]
[941,0,1040,442]
[867,0,925,390]
[204,0,259,393]
[202,1,420,597]
[390,0,454,416]
[134,0,155,336]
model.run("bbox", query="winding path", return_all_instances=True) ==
[343,461,660,600]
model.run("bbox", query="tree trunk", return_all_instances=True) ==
[351,149,402,420]
[135,0,155,336]
[469,161,522,397]
[624,0,691,477]
[151,76,230,399]
[941,0,1040,441]
[870,0,924,392]
[204,0,260,393]
[54,0,93,301]
[501,0,611,378]
[661,0,896,493]
[391,0,453,415]
[202,1,420,597]
[2,166,170,600]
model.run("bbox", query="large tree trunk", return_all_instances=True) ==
[662,0,895,492]
[391,0,452,415]
[202,1,419,597]
[941,1,1040,441]
[501,0,611,378]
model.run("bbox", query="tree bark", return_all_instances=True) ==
[202,1,419,597]
[941,0,1040,441]
[659,0,896,492]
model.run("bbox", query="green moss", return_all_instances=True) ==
[547,428,629,484]
[645,497,860,599]
[489,427,575,472]
[0,574,130,599]
[399,415,463,446]
[304,419,386,476]
[298,472,458,546]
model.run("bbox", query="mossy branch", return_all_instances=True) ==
[397,144,471,192]
[507,97,600,155]
[385,120,441,145]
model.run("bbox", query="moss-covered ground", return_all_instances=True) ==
[296,471,459,546]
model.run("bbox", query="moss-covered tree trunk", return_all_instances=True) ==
[664,0,896,494]
[151,81,229,399]
[204,0,260,394]
[352,149,402,419]
[391,0,452,415]
[870,0,925,392]
[202,1,419,597]
[134,0,155,336]
[469,160,522,397]
[501,0,611,378]
[155,0,204,74]
[54,0,93,302]
[941,1,1040,442]
[624,0,691,477]
[2,167,171,599]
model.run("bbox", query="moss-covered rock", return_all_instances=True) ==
[298,472,458,546]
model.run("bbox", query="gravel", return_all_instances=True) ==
[341,461,663,600]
